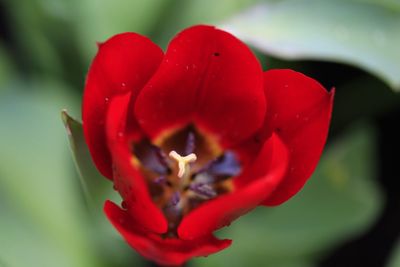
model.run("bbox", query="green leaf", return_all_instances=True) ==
[388,240,400,267]
[61,110,110,211]
[221,0,400,90]
[0,44,15,89]
[193,124,383,267]
[355,0,400,10]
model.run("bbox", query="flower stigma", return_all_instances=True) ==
[168,150,197,179]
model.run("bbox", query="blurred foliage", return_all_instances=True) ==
[0,83,97,267]
[0,44,14,87]
[149,0,263,47]
[221,0,400,90]
[388,241,400,267]
[71,0,173,61]
[0,0,398,266]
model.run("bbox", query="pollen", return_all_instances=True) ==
[168,150,197,178]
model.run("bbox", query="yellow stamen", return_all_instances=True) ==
[169,150,197,178]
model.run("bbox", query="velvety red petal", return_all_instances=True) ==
[134,25,266,146]
[104,201,231,266]
[83,32,163,179]
[178,133,288,240]
[261,69,334,206]
[106,93,167,234]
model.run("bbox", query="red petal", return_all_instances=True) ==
[261,69,334,206]
[134,25,266,146]
[83,32,163,179]
[106,93,167,233]
[104,201,231,266]
[178,133,288,240]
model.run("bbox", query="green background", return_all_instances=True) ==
[1,0,399,266]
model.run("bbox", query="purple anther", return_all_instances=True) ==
[185,131,196,156]
[170,191,181,206]
[152,145,170,168]
[196,158,217,174]
[197,151,241,178]
[154,175,167,185]
[189,183,217,198]
[133,141,170,175]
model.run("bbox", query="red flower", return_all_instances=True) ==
[82,25,334,266]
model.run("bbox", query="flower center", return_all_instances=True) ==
[131,126,241,236]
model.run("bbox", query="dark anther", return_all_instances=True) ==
[154,176,167,185]
[153,145,170,169]
[197,151,241,178]
[133,140,171,175]
[185,131,196,156]
[189,183,217,198]
[196,159,215,174]
[170,191,181,206]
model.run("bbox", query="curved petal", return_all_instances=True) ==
[234,135,275,188]
[83,32,163,179]
[106,93,167,233]
[104,201,231,266]
[261,69,334,206]
[178,133,288,240]
[134,25,266,146]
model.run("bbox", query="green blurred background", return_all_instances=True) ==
[1,0,399,266]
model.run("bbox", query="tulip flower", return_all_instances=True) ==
[81,25,334,266]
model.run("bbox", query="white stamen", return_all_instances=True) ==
[168,150,197,178]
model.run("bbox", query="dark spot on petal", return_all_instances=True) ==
[213,52,220,56]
